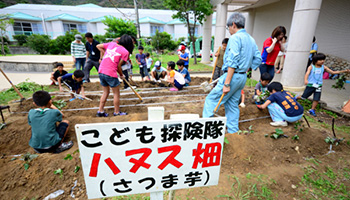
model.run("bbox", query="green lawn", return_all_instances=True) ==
[70,53,214,75]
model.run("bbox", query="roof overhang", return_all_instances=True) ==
[235,0,281,11]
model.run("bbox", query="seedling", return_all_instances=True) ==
[52,100,67,110]
[270,128,288,139]
[292,135,300,140]
[54,168,63,178]
[294,121,303,132]
[248,125,254,133]
[254,90,270,103]
[74,166,80,173]
[224,137,229,144]
[325,136,344,146]
[64,154,73,160]
[264,134,269,137]
[21,153,38,170]
[332,75,347,90]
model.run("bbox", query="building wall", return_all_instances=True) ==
[250,0,350,61]
[174,24,188,39]
[87,23,97,35]
[140,23,150,37]
[96,22,107,35]
[50,20,64,38]
[164,25,174,39]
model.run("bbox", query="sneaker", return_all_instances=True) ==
[123,87,132,91]
[309,109,317,117]
[114,111,128,116]
[96,111,108,117]
[170,87,178,91]
[69,97,76,102]
[270,121,288,127]
[55,141,73,153]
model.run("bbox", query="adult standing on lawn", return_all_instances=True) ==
[83,32,100,82]
[202,12,262,134]
[71,34,86,71]
[259,26,286,80]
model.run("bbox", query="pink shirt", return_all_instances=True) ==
[98,42,129,78]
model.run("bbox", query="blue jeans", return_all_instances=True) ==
[203,72,246,133]
[267,103,303,122]
[75,58,86,70]
[259,64,275,80]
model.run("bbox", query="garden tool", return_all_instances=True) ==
[213,93,225,113]
[63,81,92,101]
[200,78,219,92]
[210,46,220,83]
[0,67,25,102]
[122,77,143,102]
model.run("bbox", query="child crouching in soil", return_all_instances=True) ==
[50,62,67,85]
[167,61,185,91]
[58,70,85,101]
[28,91,73,153]
[257,82,304,127]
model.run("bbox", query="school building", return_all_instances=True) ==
[0,3,213,41]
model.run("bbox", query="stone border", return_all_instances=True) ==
[0,61,55,72]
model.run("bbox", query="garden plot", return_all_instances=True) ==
[0,77,350,200]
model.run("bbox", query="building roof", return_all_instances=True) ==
[89,15,113,23]
[167,19,200,25]
[45,13,88,22]
[76,3,102,8]
[7,12,41,21]
[139,17,165,24]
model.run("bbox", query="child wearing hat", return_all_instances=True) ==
[178,45,189,69]
[151,61,167,82]
[71,34,86,70]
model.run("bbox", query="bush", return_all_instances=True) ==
[13,35,28,46]
[102,16,137,39]
[151,30,177,51]
[27,34,50,54]
[93,34,108,43]
[48,29,85,55]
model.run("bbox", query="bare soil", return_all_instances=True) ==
[1,77,349,200]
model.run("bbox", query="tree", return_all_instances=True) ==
[102,16,137,39]
[151,30,177,52]
[164,0,213,64]
[0,14,14,55]
[27,34,51,54]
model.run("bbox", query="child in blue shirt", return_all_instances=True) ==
[176,60,191,86]
[178,45,189,69]
[58,70,85,101]
[253,72,272,104]
[257,82,304,127]
[28,91,73,153]
[136,46,150,81]
[301,53,350,116]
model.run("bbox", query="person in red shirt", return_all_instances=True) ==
[259,26,286,80]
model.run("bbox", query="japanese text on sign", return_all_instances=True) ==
[75,117,226,199]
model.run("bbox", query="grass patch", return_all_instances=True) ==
[299,166,350,199]
[217,174,277,199]
[70,52,213,75]
[0,79,57,105]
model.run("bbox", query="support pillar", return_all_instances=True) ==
[245,9,255,35]
[201,14,213,64]
[281,0,323,90]
[213,3,228,54]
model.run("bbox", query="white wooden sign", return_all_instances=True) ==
[75,117,226,199]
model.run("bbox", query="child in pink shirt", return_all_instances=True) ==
[96,35,134,117]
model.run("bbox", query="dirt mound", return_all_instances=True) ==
[1,77,349,199]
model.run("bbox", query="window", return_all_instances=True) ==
[189,26,198,36]
[151,25,164,36]
[63,23,87,33]
[13,22,43,35]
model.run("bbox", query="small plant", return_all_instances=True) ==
[64,154,73,160]
[248,125,254,133]
[74,166,80,173]
[294,121,303,132]
[332,75,347,90]
[254,90,271,103]
[292,135,300,140]
[270,128,286,139]
[21,153,38,170]
[52,100,67,110]
[224,137,229,144]
[325,136,344,146]
[54,168,63,178]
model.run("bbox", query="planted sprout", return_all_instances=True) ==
[292,135,300,140]
[325,136,344,146]
[331,75,347,90]
[54,168,64,178]
[270,128,287,139]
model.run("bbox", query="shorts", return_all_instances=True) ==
[139,65,149,78]
[184,65,189,69]
[99,73,121,88]
[174,79,184,90]
[301,86,321,101]
[33,122,68,153]
[147,68,150,72]
[127,68,133,75]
